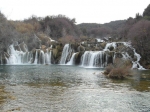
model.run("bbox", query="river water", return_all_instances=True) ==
[0,65,150,112]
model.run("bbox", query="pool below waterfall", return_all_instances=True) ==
[0,65,150,112]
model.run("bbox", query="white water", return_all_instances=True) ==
[80,42,144,69]
[81,51,107,68]
[115,42,145,70]
[96,38,105,43]
[45,49,51,64]
[67,53,76,65]
[60,44,72,64]
[8,45,27,64]
[40,50,45,64]
[104,42,116,51]
[5,45,52,65]
[33,49,52,65]
[34,50,38,64]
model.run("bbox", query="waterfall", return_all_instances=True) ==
[6,45,52,65]
[131,48,144,69]
[39,50,45,64]
[81,51,107,67]
[80,42,144,69]
[8,45,25,64]
[1,41,145,69]
[67,53,76,65]
[119,42,145,70]
[34,50,38,64]
[7,44,32,64]
[104,42,116,51]
[60,44,72,64]
[45,49,51,64]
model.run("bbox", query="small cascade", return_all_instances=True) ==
[7,44,32,64]
[34,50,38,64]
[67,53,76,65]
[6,45,52,65]
[60,44,72,64]
[39,50,45,64]
[44,49,51,64]
[8,45,25,64]
[131,48,144,69]
[33,49,52,65]
[81,51,107,67]
[117,42,145,70]
[80,41,144,69]
[104,42,116,51]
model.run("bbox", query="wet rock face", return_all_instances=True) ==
[100,42,107,49]
[77,45,85,52]
[51,52,61,64]
[115,52,123,58]
[19,42,28,52]
[105,51,115,64]
[74,52,84,65]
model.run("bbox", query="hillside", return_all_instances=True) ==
[77,20,126,38]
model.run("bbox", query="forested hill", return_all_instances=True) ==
[77,20,126,38]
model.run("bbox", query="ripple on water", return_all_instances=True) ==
[0,65,149,112]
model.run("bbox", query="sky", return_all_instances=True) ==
[0,0,149,24]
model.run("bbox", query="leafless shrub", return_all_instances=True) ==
[104,58,132,79]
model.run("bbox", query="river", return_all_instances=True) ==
[0,65,150,112]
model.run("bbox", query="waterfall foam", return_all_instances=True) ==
[60,44,72,64]
[67,53,76,65]
[8,45,26,64]
[45,49,51,64]
[34,50,38,64]
[81,51,108,68]
[5,45,52,65]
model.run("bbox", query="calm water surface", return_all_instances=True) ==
[0,65,150,112]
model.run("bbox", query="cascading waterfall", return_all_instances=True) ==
[45,49,51,64]
[131,48,144,69]
[60,44,72,64]
[34,50,38,64]
[67,53,76,65]
[34,49,52,65]
[5,45,52,65]
[121,42,145,70]
[8,45,25,64]
[81,51,107,67]
[1,41,144,69]
[104,42,116,51]
[108,42,145,70]
[80,42,144,69]
[39,50,45,64]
